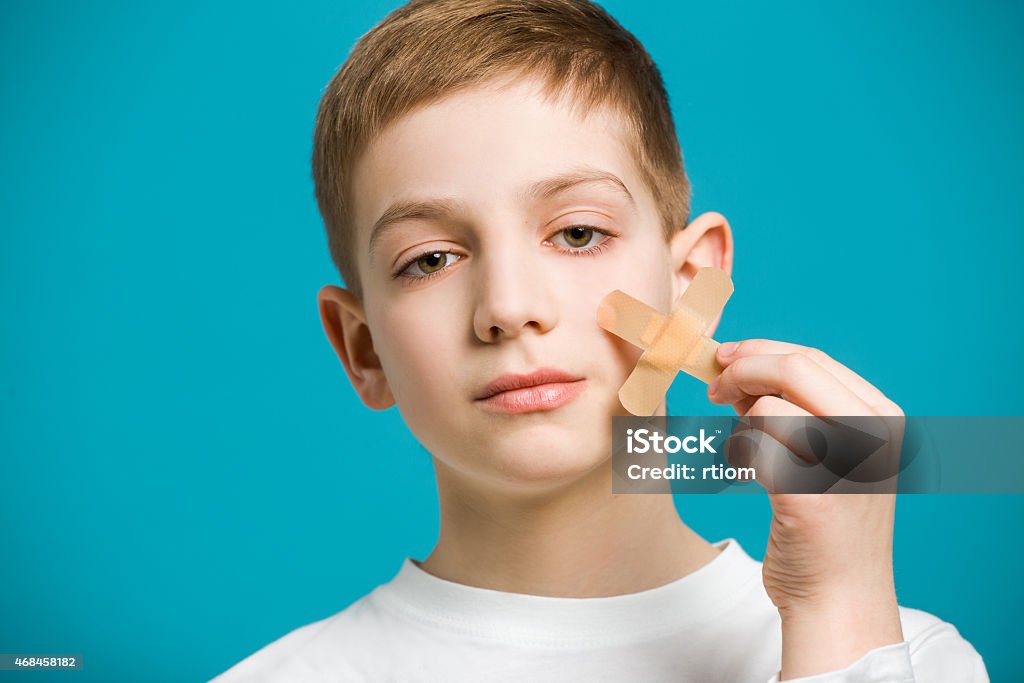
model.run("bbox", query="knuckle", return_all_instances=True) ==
[780,352,812,376]
[749,395,783,416]
[745,397,768,417]
[804,346,832,366]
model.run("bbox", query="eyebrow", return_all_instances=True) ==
[367,167,635,258]
[527,167,634,205]
[368,198,462,259]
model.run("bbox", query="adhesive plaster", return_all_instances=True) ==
[598,267,734,416]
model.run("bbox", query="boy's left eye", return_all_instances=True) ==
[550,225,606,250]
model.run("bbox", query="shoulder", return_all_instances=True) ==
[897,606,989,682]
[208,615,335,683]
[209,590,398,683]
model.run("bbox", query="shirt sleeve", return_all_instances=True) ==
[762,637,989,683]
[762,642,912,683]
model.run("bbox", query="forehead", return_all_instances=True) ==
[348,76,649,250]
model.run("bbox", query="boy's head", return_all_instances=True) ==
[314,0,733,494]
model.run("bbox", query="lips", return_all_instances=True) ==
[476,368,581,399]
[475,368,586,414]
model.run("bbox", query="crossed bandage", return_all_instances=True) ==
[598,267,734,416]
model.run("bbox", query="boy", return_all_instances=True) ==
[214,1,988,680]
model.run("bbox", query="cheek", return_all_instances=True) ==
[370,302,469,459]
[574,234,675,311]
[374,305,459,406]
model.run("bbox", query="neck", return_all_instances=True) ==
[419,457,720,597]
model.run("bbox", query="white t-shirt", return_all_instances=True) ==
[211,538,988,682]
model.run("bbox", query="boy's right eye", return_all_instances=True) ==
[398,251,463,280]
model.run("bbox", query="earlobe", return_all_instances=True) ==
[668,211,734,300]
[317,285,395,410]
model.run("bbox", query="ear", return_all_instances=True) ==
[668,211,734,301]
[317,285,395,410]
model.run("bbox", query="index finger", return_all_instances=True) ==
[716,339,899,415]
[709,352,876,416]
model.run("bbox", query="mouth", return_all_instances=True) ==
[475,368,587,414]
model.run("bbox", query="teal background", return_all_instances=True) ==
[1,1,1021,680]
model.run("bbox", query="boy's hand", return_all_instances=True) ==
[707,340,905,680]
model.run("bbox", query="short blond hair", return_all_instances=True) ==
[312,0,691,294]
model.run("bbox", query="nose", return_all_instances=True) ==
[472,249,558,343]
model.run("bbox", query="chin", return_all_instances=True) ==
[474,420,613,492]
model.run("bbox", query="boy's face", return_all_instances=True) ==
[330,76,723,492]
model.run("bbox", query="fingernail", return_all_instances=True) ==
[719,341,739,357]
[708,376,720,395]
